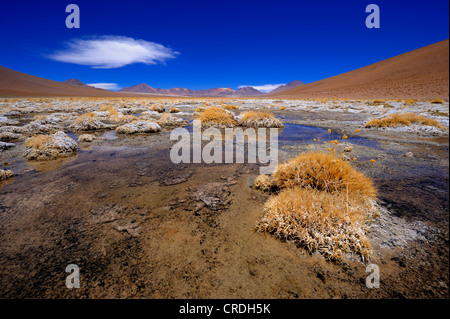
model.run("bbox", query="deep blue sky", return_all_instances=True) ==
[1,0,448,91]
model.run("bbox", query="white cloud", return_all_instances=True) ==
[238,84,286,93]
[87,83,120,90]
[49,36,179,69]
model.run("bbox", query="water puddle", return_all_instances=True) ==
[278,124,378,148]
[100,130,118,141]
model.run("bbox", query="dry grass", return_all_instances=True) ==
[24,132,78,161]
[25,134,52,149]
[157,113,188,127]
[99,104,115,112]
[253,174,275,192]
[255,187,375,261]
[107,109,137,124]
[73,112,108,130]
[0,169,14,181]
[365,113,445,130]
[430,99,445,104]
[151,105,165,113]
[169,107,181,113]
[239,111,284,128]
[403,99,417,106]
[197,106,237,128]
[272,152,377,201]
[74,112,97,124]
[223,104,239,110]
[254,151,378,261]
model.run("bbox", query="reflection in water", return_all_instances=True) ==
[278,124,378,148]
[0,176,14,190]
[26,154,79,172]
[99,130,118,141]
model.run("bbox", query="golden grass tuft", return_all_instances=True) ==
[430,99,445,104]
[223,104,239,110]
[151,105,165,113]
[104,109,137,124]
[365,113,445,130]
[272,151,377,201]
[403,99,416,106]
[253,174,275,192]
[255,187,375,261]
[0,169,14,181]
[239,111,284,128]
[99,104,115,112]
[25,134,52,149]
[74,112,97,125]
[197,106,237,128]
[254,151,378,261]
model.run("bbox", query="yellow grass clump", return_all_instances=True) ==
[73,112,108,131]
[25,134,52,149]
[24,132,78,161]
[239,111,284,128]
[365,113,445,130]
[150,105,165,113]
[107,109,137,124]
[74,112,97,124]
[197,106,237,128]
[0,169,14,181]
[272,152,377,201]
[99,104,115,112]
[254,151,378,261]
[430,99,445,104]
[255,187,375,261]
[403,99,416,106]
[223,104,239,110]
[253,174,275,192]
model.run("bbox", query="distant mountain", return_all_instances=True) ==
[233,86,264,97]
[119,83,166,94]
[269,80,305,94]
[167,88,195,95]
[62,79,93,88]
[119,84,263,97]
[195,87,235,97]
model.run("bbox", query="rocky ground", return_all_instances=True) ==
[0,97,448,298]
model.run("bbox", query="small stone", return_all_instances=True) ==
[404,152,413,157]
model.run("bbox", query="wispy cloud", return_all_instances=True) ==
[48,36,179,69]
[87,83,120,90]
[238,84,286,93]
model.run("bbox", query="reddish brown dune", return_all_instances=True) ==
[0,65,124,97]
[269,39,449,99]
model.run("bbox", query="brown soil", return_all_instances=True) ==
[0,124,448,298]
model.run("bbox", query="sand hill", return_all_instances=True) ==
[269,39,449,99]
[0,66,120,97]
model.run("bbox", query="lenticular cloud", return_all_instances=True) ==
[49,36,179,69]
